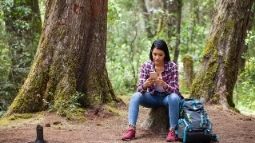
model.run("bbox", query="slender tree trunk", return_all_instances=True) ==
[7,0,119,115]
[173,0,182,63]
[2,0,42,98]
[182,55,194,89]
[187,0,199,52]
[164,0,182,63]
[191,0,254,108]
[239,5,255,72]
[138,0,154,38]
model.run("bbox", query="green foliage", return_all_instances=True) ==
[54,91,85,120]
[39,0,46,22]
[234,5,255,115]
[0,0,41,112]
[106,0,215,96]
[234,58,255,113]
[234,15,255,113]
[180,0,213,62]
[245,30,255,58]
[0,0,254,115]
[107,0,151,94]
[0,6,12,112]
[107,0,255,114]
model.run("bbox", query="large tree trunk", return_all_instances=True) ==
[2,0,42,99]
[191,0,254,108]
[7,0,118,116]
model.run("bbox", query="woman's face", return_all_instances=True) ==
[152,48,165,65]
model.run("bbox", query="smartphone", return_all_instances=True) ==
[149,72,158,79]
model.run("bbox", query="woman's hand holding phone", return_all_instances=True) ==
[155,78,168,88]
[149,72,157,80]
[143,72,168,89]
[143,78,153,89]
[143,72,157,89]
[152,72,168,89]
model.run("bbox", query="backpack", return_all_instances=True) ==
[177,99,218,143]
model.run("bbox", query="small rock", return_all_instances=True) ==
[53,121,61,125]
[45,123,51,127]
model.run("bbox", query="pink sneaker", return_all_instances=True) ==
[166,130,178,142]
[121,128,136,141]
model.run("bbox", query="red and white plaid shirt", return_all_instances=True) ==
[137,61,179,94]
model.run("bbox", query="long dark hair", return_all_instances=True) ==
[149,39,171,62]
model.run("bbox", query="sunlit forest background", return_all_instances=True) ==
[0,0,254,117]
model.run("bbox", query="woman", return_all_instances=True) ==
[121,39,183,142]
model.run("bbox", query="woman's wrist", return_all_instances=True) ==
[163,83,168,90]
[142,84,147,90]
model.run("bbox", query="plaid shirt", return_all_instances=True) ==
[137,61,179,94]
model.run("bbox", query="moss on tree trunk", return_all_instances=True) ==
[182,55,194,89]
[7,0,119,116]
[191,0,254,108]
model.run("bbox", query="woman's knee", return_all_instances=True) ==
[130,92,143,103]
[167,93,180,102]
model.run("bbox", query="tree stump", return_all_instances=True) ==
[142,107,169,134]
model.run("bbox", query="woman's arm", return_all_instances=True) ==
[137,63,151,92]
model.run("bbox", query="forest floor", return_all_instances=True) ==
[0,96,255,143]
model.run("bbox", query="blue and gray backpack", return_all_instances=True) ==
[177,99,218,143]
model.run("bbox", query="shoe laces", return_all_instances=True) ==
[169,130,175,136]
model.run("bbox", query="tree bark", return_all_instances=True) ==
[142,107,169,133]
[191,0,254,108]
[138,0,154,38]
[186,0,199,52]
[182,55,194,89]
[239,5,255,72]
[7,0,119,116]
[164,0,182,63]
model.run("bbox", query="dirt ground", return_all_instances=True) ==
[0,97,255,143]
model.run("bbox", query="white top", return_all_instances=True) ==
[155,84,165,92]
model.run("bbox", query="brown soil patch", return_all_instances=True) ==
[0,99,255,143]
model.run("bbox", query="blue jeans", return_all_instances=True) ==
[128,92,181,129]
